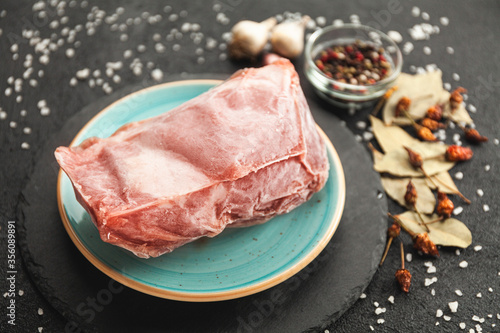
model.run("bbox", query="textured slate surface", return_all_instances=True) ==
[1,1,500,332]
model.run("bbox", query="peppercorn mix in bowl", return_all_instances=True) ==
[304,24,402,109]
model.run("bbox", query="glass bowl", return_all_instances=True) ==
[304,24,402,111]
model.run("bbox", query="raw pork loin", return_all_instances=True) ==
[55,59,329,258]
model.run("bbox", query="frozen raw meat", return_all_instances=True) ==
[55,59,329,258]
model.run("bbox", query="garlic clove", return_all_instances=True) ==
[270,15,310,59]
[229,17,277,60]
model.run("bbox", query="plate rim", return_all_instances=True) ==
[56,79,346,302]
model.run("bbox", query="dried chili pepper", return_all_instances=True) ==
[421,118,446,131]
[426,104,443,121]
[404,180,417,207]
[379,222,401,266]
[445,145,473,162]
[388,213,439,257]
[416,125,438,141]
[403,146,423,169]
[449,87,467,110]
[395,241,411,293]
[395,96,411,117]
[436,190,454,219]
[463,127,488,144]
[413,232,439,256]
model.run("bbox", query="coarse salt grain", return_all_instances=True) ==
[0,111,6,120]
[359,293,367,299]
[377,319,385,324]
[459,261,468,268]
[476,293,482,298]
[484,165,490,171]
[18,290,24,296]
[373,301,379,307]
[411,6,420,17]
[38,327,43,333]
[375,307,386,315]
[23,127,31,134]
[387,30,403,43]
[425,277,437,286]
[436,309,443,317]
[456,249,461,256]
[452,73,460,81]
[66,48,75,58]
[21,142,30,150]
[423,46,432,55]
[38,308,44,315]
[472,315,484,323]
[453,207,463,216]
[468,104,477,113]
[76,68,90,80]
[456,290,463,296]
[9,121,17,128]
[151,69,163,82]
[446,46,454,54]
[406,253,412,262]
[40,107,50,116]
[403,42,414,55]
[443,315,451,321]
[477,189,484,197]
[421,12,430,20]
[460,322,466,329]
[363,132,374,141]
[69,77,77,87]
[427,266,437,273]
[431,288,436,296]
[440,17,450,26]
[388,295,394,304]
[356,121,366,130]
[483,204,489,212]
[449,301,458,313]
[455,172,463,180]
[488,287,493,292]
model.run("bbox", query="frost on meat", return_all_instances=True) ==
[55,59,329,258]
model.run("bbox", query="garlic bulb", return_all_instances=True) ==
[229,17,277,60]
[271,16,310,59]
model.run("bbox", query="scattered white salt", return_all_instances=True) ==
[440,17,450,26]
[453,207,463,216]
[363,132,374,141]
[423,46,432,55]
[472,315,484,323]
[425,277,437,286]
[454,172,463,180]
[456,290,463,296]
[488,287,493,292]
[375,307,386,315]
[21,142,30,150]
[219,53,227,61]
[436,309,443,317]
[406,253,412,262]
[494,138,499,145]
[123,50,133,59]
[449,301,459,313]
[20,110,27,117]
[468,104,477,113]
[460,322,466,329]
[387,30,403,43]
[369,326,374,331]
[476,292,482,298]
[453,73,460,81]
[373,301,379,307]
[403,42,414,55]
[444,82,451,90]
[332,19,344,27]
[76,68,90,80]
[197,57,205,65]
[172,44,181,52]
[388,295,394,304]
[377,318,385,324]
[23,127,31,134]
[38,308,44,315]
[427,266,437,273]
[421,12,430,20]
[0,111,6,120]
[316,16,326,27]
[484,165,490,172]
[359,293,366,299]
[483,204,489,212]
[155,43,166,53]
[459,261,468,268]
[476,189,484,197]
[443,315,451,321]
[151,69,163,82]
[431,288,436,296]
[38,327,43,333]
[137,44,146,53]
[411,6,420,17]
[356,121,366,130]
[456,249,461,256]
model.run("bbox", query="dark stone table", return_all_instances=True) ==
[1,1,499,332]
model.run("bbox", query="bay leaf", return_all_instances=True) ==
[374,148,455,177]
[425,171,459,194]
[442,99,473,124]
[398,211,472,248]
[383,71,447,125]
[370,115,450,157]
[381,177,436,214]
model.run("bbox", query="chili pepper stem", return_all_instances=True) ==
[388,212,416,238]
[414,206,430,232]
[372,86,398,116]
[402,109,418,127]
[422,216,445,225]
[400,241,405,270]
[379,237,393,267]
[432,174,471,204]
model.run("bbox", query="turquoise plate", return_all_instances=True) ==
[57,80,346,302]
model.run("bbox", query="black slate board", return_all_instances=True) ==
[17,75,387,333]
